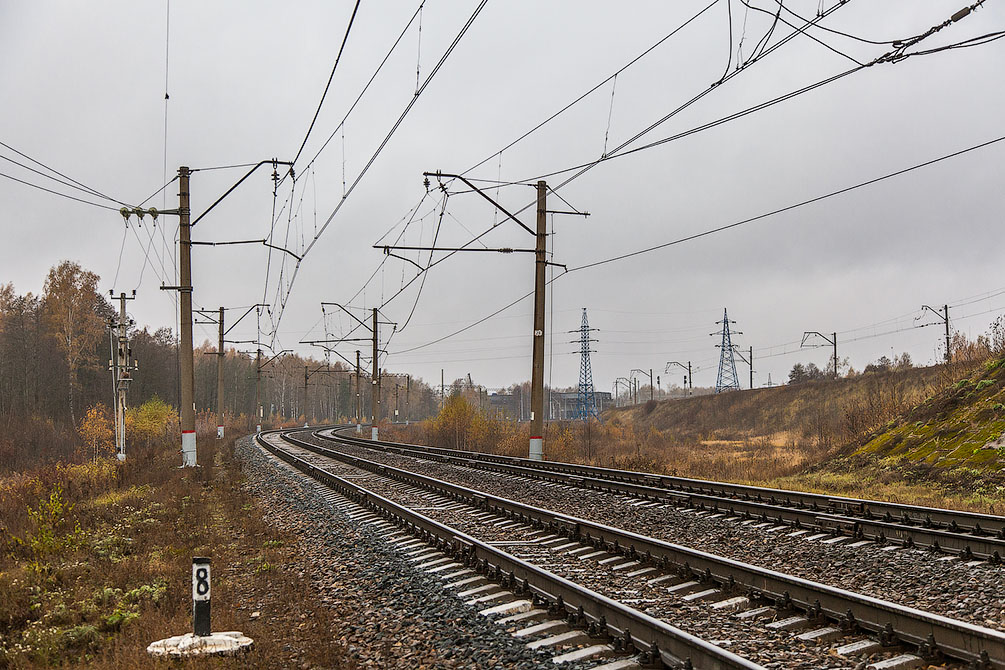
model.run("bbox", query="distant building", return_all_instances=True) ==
[486,389,613,421]
[549,391,613,420]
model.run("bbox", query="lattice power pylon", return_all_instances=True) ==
[714,308,741,393]
[573,308,599,420]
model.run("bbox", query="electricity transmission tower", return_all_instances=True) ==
[713,308,741,393]
[570,308,599,421]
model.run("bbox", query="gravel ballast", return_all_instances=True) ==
[236,435,593,670]
[302,432,1005,635]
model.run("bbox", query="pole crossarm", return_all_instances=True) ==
[665,361,687,374]
[321,302,372,332]
[191,159,293,228]
[305,342,373,371]
[379,244,535,254]
[424,171,535,235]
[921,304,949,322]
[260,349,293,369]
[801,331,835,347]
[224,304,269,336]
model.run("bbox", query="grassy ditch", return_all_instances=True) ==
[0,432,351,669]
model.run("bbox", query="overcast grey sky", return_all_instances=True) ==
[2,1,1004,394]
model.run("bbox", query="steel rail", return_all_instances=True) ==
[290,428,1004,669]
[320,429,1005,560]
[254,429,763,670]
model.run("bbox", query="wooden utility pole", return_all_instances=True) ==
[529,181,547,461]
[304,365,310,427]
[355,350,361,433]
[943,306,951,363]
[255,348,262,431]
[178,166,197,467]
[216,307,225,438]
[371,307,380,440]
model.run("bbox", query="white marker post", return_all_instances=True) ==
[193,557,211,636]
[147,556,253,657]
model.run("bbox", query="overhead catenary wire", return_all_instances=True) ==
[267,0,489,336]
[327,0,811,327]
[461,0,723,177]
[373,1,857,306]
[387,133,1005,357]
[290,0,363,169]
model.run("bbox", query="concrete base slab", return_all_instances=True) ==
[147,631,253,657]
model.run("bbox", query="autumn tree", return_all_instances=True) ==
[77,403,114,462]
[43,262,104,426]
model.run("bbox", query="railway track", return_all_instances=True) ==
[268,427,1004,669]
[255,429,762,670]
[318,429,1005,562]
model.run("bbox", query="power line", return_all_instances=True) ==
[333,1,860,331]
[0,140,129,206]
[296,2,426,179]
[0,170,120,211]
[375,2,855,306]
[268,0,489,335]
[389,133,1005,356]
[291,0,363,168]
[569,133,1005,273]
[460,0,723,177]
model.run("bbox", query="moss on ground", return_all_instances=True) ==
[856,359,1005,477]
